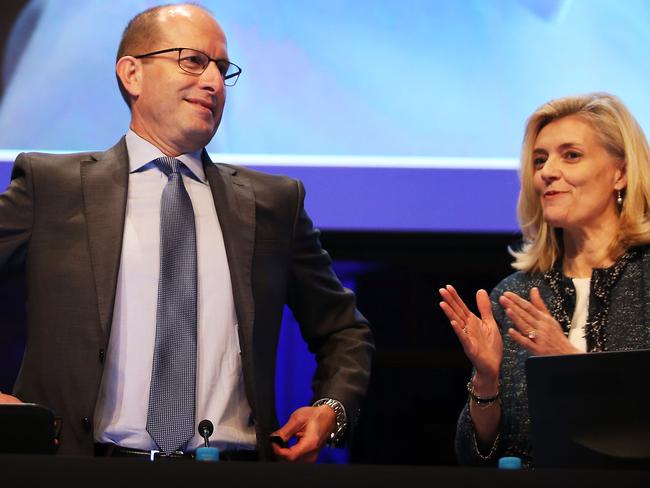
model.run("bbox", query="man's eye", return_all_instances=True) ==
[185,56,203,65]
[216,62,229,76]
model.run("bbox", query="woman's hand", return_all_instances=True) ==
[499,287,582,356]
[439,285,503,383]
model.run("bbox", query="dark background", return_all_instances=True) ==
[0,230,519,465]
[322,231,518,465]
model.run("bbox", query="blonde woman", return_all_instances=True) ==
[440,93,650,466]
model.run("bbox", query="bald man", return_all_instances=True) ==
[0,3,373,462]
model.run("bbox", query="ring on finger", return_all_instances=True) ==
[462,326,469,334]
[527,329,537,340]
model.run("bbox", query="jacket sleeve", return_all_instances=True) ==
[0,153,34,274]
[455,274,536,466]
[284,179,374,428]
[454,280,511,465]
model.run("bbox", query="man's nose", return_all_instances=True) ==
[199,61,224,91]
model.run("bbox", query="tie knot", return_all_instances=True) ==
[153,156,182,177]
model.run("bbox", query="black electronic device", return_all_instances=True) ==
[0,403,57,454]
[526,349,650,469]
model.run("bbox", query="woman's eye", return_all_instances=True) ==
[533,156,546,167]
[564,151,582,160]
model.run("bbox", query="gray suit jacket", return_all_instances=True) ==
[0,138,374,458]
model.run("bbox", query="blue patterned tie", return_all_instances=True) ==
[146,156,197,455]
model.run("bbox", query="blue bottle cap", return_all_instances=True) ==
[498,456,522,470]
[195,447,220,462]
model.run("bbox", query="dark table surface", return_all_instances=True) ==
[2,455,650,488]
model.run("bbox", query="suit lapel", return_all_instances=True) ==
[203,153,258,409]
[81,139,129,339]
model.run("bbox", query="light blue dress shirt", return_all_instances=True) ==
[93,130,256,451]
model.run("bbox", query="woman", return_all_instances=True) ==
[439,92,650,466]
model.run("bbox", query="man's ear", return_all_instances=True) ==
[116,56,143,100]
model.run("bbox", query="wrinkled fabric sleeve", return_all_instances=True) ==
[0,153,34,275]
[284,180,375,434]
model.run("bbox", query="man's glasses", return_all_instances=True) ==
[133,47,242,86]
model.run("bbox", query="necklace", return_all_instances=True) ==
[543,248,637,352]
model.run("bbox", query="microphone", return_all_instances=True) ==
[198,419,214,448]
[195,419,219,462]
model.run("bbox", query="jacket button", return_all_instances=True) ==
[99,349,105,363]
[82,417,91,431]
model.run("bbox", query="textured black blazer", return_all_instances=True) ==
[0,139,374,458]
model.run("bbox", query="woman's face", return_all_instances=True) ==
[532,115,626,233]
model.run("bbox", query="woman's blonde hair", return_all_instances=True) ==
[511,92,650,272]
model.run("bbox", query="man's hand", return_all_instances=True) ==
[0,393,22,404]
[270,405,337,463]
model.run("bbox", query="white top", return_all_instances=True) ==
[568,278,590,353]
[93,131,256,451]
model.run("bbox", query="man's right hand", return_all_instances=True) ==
[0,393,22,404]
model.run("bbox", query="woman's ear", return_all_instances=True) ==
[614,162,627,191]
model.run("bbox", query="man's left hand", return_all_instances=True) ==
[270,405,336,462]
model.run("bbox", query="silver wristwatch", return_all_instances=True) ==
[312,398,347,444]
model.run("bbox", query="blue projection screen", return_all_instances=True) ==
[2,0,650,231]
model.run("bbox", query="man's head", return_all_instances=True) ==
[115,3,230,155]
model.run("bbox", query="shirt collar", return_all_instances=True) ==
[125,129,206,183]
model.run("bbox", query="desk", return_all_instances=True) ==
[2,455,649,488]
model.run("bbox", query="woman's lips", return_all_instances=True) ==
[544,190,566,197]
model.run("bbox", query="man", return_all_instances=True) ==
[0,3,373,462]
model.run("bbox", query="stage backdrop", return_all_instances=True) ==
[3,0,650,231]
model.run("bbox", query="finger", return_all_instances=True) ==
[502,291,543,320]
[475,289,495,324]
[274,436,319,463]
[500,294,538,330]
[503,304,536,336]
[529,287,551,314]
[274,415,304,440]
[439,300,463,325]
[507,328,537,355]
[272,444,314,463]
[439,287,467,321]
[271,442,293,461]
[442,285,472,320]
[528,288,567,335]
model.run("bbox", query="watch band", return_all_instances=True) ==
[312,398,347,443]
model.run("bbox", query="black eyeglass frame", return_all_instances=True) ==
[133,47,242,86]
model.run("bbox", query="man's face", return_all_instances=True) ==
[130,6,228,155]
